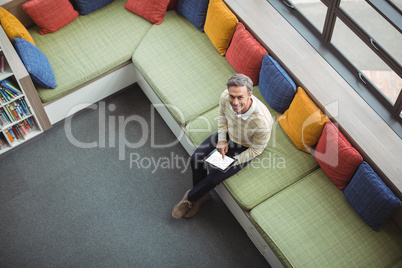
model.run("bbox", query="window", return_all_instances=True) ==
[268,0,402,135]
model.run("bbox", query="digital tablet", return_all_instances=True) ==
[205,149,237,172]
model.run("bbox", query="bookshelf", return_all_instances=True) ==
[0,25,51,154]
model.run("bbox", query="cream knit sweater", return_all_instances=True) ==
[218,89,273,164]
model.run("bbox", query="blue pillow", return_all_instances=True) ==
[259,55,296,113]
[75,0,114,15]
[343,161,402,231]
[14,38,57,89]
[176,0,209,32]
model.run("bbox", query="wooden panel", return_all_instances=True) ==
[19,76,51,131]
[224,0,402,216]
[1,0,34,28]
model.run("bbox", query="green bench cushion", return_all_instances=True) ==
[132,11,236,125]
[223,120,318,210]
[28,0,152,103]
[250,168,402,268]
[185,105,219,147]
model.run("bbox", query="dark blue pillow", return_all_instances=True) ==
[176,0,209,32]
[14,37,57,89]
[75,0,114,15]
[259,55,296,113]
[343,161,402,231]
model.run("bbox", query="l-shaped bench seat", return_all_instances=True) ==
[3,0,402,267]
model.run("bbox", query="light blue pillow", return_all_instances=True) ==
[343,161,402,231]
[74,0,114,15]
[259,55,296,113]
[176,0,209,32]
[14,37,57,89]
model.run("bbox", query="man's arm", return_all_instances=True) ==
[234,126,272,164]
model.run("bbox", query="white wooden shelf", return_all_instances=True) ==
[0,25,51,155]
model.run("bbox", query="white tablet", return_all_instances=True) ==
[205,149,237,172]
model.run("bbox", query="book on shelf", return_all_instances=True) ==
[2,117,38,144]
[0,79,22,104]
[0,98,31,125]
[0,133,7,149]
[0,108,11,126]
[2,79,22,95]
[4,129,14,143]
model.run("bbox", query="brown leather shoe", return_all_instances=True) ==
[172,190,192,219]
[184,192,212,218]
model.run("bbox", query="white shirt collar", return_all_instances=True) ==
[233,96,256,120]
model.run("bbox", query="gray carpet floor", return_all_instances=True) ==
[0,84,269,268]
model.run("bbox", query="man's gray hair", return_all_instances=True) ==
[226,74,253,94]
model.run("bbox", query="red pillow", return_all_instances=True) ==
[125,0,170,25]
[22,0,78,35]
[167,0,178,10]
[314,121,363,190]
[225,22,268,85]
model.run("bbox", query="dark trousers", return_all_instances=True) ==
[187,132,250,202]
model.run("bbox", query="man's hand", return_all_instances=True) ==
[216,141,228,159]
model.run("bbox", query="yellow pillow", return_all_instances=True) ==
[204,0,238,56]
[278,87,329,153]
[0,7,35,46]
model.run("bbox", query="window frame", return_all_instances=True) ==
[270,0,402,137]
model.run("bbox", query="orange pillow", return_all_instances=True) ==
[22,0,78,35]
[125,0,170,25]
[278,87,329,153]
[204,0,238,56]
[0,8,35,45]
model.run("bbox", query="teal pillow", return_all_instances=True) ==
[14,37,57,89]
[176,0,209,32]
[259,55,296,113]
[343,161,402,231]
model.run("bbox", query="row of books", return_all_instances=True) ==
[0,79,22,104]
[0,98,31,127]
[3,117,38,145]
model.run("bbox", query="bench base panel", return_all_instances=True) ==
[44,63,139,125]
